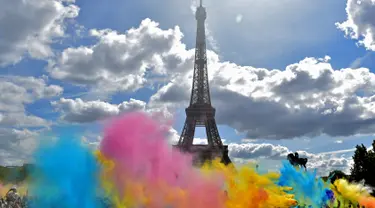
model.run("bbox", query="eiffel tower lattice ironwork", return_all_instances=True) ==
[174,0,231,166]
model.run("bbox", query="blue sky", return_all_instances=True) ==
[1,0,375,175]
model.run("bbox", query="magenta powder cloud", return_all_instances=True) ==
[99,112,226,208]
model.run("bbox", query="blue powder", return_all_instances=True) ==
[28,136,103,208]
[323,189,335,202]
[277,160,332,208]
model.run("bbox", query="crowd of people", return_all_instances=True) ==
[0,186,25,208]
[0,185,367,208]
[0,186,113,208]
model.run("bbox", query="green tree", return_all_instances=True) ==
[350,142,375,196]
[365,141,375,187]
[350,144,369,182]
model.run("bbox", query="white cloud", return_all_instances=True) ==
[228,142,352,176]
[336,0,375,51]
[0,76,63,112]
[0,0,79,66]
[0,128,41,166]
[229,143,290,160]
[51,98,146,123]
[150,53,375,139]
[165,127,180,145]
[48,18,192,94]
[0,113,50,128]
[0,76,63,165]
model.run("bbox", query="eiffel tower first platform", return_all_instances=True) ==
[173,0,232,166]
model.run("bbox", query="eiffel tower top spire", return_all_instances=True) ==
[191,0,209,106]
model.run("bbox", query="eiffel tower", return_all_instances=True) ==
[174,0,231,166]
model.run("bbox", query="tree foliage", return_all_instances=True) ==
[350,140,375,195]
[351,144,368,182]
[0,165,29,184]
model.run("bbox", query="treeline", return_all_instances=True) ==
[324,140,375,196]
[349,140,375,195]
[0,164,33,184]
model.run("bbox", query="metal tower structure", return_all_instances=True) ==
[175,0,231,166]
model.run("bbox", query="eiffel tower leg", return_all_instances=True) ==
[221,145,232,165]
[205,119,223,147]
[178,117,196,149]
[205,119,232,165]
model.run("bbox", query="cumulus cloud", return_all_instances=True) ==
[0,0,79,66]
[48,18,193,94]
[0,76,63,165]
[229,143,290,160]
[336,0,375,51]
[0,76,63,113]
[150,54,375,139]
[228,142,352,176]
[165,127,180,145]
[51,98,146,123]
[0,128,40,166]
[0,113,50,128]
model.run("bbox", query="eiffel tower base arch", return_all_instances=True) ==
[173,145,231,167]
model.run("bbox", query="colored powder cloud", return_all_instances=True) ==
[99,112,226,208]
[278,160,332,208]
[5,112,375,208]
[205,160,297,208]
[332,178,375,207]
[27,136,103,208]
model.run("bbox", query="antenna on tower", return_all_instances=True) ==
[200,0,202,7]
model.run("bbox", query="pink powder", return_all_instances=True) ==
[99,112,225,208]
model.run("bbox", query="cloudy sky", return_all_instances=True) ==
[1,0,375,175]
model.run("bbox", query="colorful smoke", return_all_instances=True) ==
[331,178,375,207]
[206,160,297,208]
[27,136,103,208]
[278,160,333,207]
[98,112,226,208]
[3,112,375,207]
